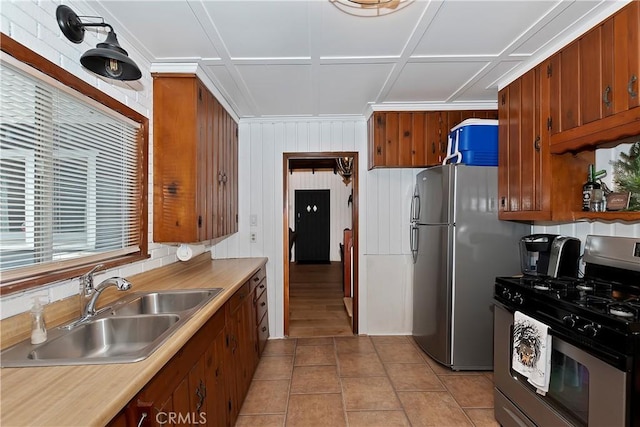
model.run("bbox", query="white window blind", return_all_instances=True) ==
[0,55,142,280]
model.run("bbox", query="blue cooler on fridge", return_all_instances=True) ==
[443,118,498,166]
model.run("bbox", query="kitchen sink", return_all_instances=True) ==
[110,289,222,316]
[28,315,180,362]
[0,288,224,367]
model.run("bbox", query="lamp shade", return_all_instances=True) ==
[80,31,142,81]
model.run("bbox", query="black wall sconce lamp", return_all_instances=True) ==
[56,5,142,81]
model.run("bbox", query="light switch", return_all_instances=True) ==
[250,214,258,226]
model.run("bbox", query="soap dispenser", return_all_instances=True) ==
[30,296,47,345]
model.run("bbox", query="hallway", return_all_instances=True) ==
[288,262,352,337]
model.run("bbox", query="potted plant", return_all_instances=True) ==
[610,141,640,211]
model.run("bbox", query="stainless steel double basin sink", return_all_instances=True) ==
[0,288,223,367]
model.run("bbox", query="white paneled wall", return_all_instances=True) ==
[211,119,420,336]
[0,0,183,319]
[288,171,353,262]
[533,143,640,270]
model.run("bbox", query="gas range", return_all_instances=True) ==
[496,235,640,359]
[493,235,640,427]
[495,275,640,358]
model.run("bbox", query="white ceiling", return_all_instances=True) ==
[92,0,629,119]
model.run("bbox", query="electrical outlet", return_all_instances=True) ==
[250,232,257,243]
[250,214,258,226]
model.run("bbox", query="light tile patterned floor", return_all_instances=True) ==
[236,335,498,427]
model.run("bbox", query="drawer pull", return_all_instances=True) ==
[253,276,260,282]
[261,326,267,332]
[261,302,266,307]
[629,75,638,98]
[603,85,612,107]
[534,136,540,152]
[259,284,265,289]
[137,412,148,427]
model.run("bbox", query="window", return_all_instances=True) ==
[0,36,148,294]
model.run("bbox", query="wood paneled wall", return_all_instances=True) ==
[210,118,420,337]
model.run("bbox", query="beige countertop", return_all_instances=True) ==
[0,255,268,427]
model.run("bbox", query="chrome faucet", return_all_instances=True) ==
[82,277,132,318]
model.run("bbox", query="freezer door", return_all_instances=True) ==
[412,224,452,366]
[416,165,453,225]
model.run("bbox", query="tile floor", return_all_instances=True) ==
[236,335,498,426]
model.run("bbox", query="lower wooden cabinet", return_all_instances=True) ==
[110,265,268,427]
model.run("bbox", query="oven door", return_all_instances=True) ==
[494,302,629,427]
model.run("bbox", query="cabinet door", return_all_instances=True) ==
[580,26,604,125]
[550,42,580,135]
[498,64,548,218]
[613,1,640,111]
[205,330,228,427]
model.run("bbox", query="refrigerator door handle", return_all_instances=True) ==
[411,185,420,223]
[410,224,419,263]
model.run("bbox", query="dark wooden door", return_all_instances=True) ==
[295,189,330,263]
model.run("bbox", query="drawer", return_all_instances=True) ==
[228,282,250,313]
[249,267,266,293]
[255,284,268,325]
[254,277,267,297]
[257,313,269,355]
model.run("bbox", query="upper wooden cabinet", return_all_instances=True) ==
[549,1,640,153]
[153,74,238,243]
[368,110,497,169]
[498,61,593,222]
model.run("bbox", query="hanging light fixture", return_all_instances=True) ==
[56,5,142,81]
[336,157,354,185]
[329,0,414,17]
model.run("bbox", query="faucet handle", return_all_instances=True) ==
[80,264,104,294]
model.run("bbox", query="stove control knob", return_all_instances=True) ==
[562,315,576,328]
[583,323,599,338]
[512,293,524,305]
[501,289,511,300]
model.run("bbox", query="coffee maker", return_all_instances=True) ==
[520,234,581,278]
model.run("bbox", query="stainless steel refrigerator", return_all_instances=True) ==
[410,164,528,370]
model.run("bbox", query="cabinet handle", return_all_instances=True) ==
[603,85,611,108]
[222,173,228,183]
[259,283,265,289]
[195,380,206,412]
[376,146,382,155]
[137,412,148,427]
[431,142,435,154]
[218,172,223,183]
[533,136,540,152]
[253,276,260,282]
[261,302,266,307]
[629,75,638,98]
[500,197,506,208]
[261,326,267,332]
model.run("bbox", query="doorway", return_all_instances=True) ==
[283,152,359,337]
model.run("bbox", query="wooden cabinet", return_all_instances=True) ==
[253,273,269,356]
[113,265,269,427]
[499,60,595,222]
[549,1,640,153]
[153,74,238,243]
[367,110,497,169]
[225,266,268,421]
[128,308,226,427]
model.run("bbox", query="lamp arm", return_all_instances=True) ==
[77,22,114,33]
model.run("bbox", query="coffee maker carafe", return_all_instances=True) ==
[520,234,581,278]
